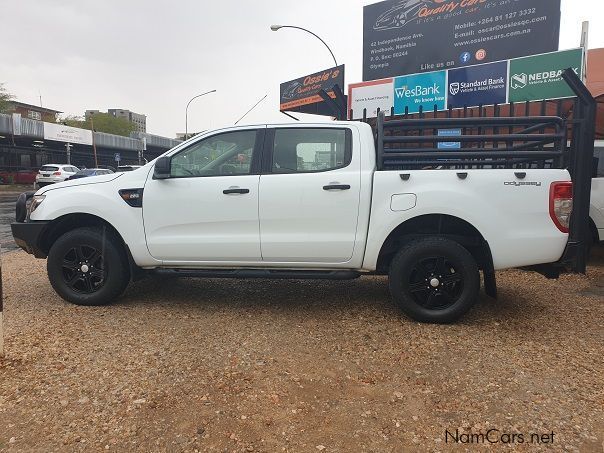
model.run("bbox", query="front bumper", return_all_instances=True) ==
[11,221,50,258]
[12,191,50,258]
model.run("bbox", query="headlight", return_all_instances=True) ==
[28,195,46,216]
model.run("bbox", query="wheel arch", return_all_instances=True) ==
[589,216,600,243]
[375,213,496,297]
[39,213,141,280]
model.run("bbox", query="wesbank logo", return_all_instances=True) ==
[395,83,441,99]
[394,71,447,115]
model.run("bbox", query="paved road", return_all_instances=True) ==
[0,190,24,253]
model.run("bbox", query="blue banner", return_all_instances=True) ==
[447,61,508,109]
[394,71,446,115]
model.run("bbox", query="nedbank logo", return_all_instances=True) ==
[510,73,527,90]
[395,83,441,98]
[510,68,578,90]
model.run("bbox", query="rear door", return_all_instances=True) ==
[258,127,361,264]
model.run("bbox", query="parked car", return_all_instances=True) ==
[66,168,114,181]
[116,165,143,172]
[12,121,575,323]
[35,164,79,187]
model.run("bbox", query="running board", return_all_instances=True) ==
[153,269,361,280]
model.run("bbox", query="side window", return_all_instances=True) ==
[272,128,350,174]
[170,130,257,178]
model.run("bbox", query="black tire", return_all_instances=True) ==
[47,227,130,306]
[389,237,480,324]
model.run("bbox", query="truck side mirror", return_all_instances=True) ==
[153,156,171,180]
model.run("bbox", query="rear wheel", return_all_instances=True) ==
[47,227,130,306]
[389,237,480,323]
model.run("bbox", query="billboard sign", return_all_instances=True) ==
[394,70,446,115]
[363,0,561,81]
[447,61,508,108]
[349,48,584,119]
[43,122,93,146]
[348,78,394,119]
[280,65,345,116]
[509,48,583,102]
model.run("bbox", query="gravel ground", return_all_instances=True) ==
[0,250,603,452]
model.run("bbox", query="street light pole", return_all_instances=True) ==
[185,90,216,140]
[270,25,338,67]
[90,116,98,167]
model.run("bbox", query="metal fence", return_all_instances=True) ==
[351,69,596,274]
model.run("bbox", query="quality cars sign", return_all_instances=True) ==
[363,0,561,81]
[280,65,345,116]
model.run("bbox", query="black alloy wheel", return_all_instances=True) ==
[47,227,130,306]
[407,256,463,310]
[389,237,480,323]
[61,245,106,294]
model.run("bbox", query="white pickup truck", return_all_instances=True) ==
[12,119,576,323]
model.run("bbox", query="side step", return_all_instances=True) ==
[153,268,361,280]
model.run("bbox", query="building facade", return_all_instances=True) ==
[8,101,61,122]
[108,109,147,133]
[86,109,147,133]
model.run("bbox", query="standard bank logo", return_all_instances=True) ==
[449,82,460,96]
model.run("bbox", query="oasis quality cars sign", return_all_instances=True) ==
[363,0,561,81]
[280,65,345,116]
[348,48,584,119]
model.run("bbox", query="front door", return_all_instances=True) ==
[143,128,265,263]
[258,127,361,264]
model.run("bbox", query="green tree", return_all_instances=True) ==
[60,113,136,137]
[0,83,15,114]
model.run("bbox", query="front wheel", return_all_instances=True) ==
[389,237,480,323]
[47,227,130,306]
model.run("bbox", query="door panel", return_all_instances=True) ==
[143,128,263,263]
[259,128,361,264]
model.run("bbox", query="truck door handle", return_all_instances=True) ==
[323,184,351,191]
[223,188,250,195]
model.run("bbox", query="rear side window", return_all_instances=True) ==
[40,166,59,172]
[272,128,350,174]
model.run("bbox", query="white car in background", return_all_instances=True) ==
[35,164,79,187]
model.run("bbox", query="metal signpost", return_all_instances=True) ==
[65,142,72,165]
